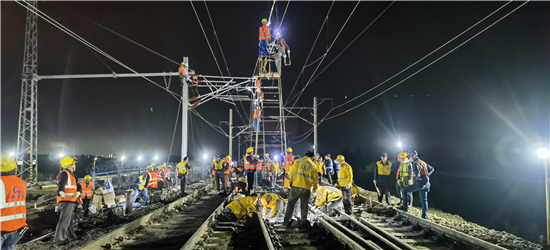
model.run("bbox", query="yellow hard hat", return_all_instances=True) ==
[85,175,92,180]
[1,154,17,172]
[336,155,345,161]
[147,165,154,169]
[168,165,172,168]
[287,148,293,152]
[247,147,254,153]
[255,75,260,79]
[181,62,186,65]
[157,166,163,170]
[256,155,260,158]
[256,106,261,110]
[61,157,75,168]
[226,155,231,160]
[398,152,408,158]
[261,18,267,23]
[265,153,269,156]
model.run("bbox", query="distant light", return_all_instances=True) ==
[94,157,97,161]
[58,153,64,158]
[397,141,402,148]
[313,145,315,149]
[274,155,279,160]
[121,156,126,160]
[138,156,143,160]
[9,152,14,156]
[203,154,208,159]
[154,155,158,160]
[344,96,347,99]
[537,148,549,159]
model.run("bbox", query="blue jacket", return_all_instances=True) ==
[334,161,340,170]
[411,158,434,185]
[324,159,333,170]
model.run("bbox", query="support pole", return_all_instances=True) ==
[181,57,189,160]
[238,135,241,163]
[313,97,318,155]
[229,109,233,159]
[545,159,549,245]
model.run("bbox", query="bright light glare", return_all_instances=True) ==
[138,156,143,160]
[313,145,315,149]
[58,153,64,158]
[397,141,402,148]
[537,148,549,159]
[203,154,208,159]
[94,157,98,160]
[154,155,159,160]
[9,152,14,156]
[274,155,279,160]
[121,156,126,160]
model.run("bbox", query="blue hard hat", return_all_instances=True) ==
[407,150,418,157]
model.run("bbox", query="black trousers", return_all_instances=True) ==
[246,171,255,192]
[340,187,353,215]
[179,175,187,195]
[82,198,91,216]
[377,184,392,205]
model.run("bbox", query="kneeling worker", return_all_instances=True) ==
[1,153,28,250]
[132,174,149,206]
[223,194,259,221]
[314,186,342,215]
[261,193,287,219]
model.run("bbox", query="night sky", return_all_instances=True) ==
[1,1,549,241]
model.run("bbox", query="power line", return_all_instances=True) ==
[323,0,529,121]
[16,1,182,101]
[278,0,290,30]
[327,0,512,113]
[286,0,361,108]
[284,0,335,106]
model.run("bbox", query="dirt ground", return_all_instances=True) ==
[358,188,543,250]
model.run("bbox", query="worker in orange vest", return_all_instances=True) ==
[1,153,28,250]
[258,18,271,59]
[80,175,93,217]
[55,157,81,246]
[253,106,262,131]
[256,155,264,187]
[146,165,158,189]
[222,156,233,194]
[282,148,294,182]
[156,166,166,190]
[254,75,261,88]
[244,147,257,194]
[274,32,290,73]
[178,61,191,83]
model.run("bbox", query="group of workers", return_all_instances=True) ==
[258,18,291,73]
[133,158,191,206]
[370,150,434,219]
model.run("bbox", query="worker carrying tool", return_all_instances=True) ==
[253,106,262,131]
[283,151,318,228]
[314,186,342,216]
[177,157,190,196]
[55,157,81,246]
[132,174,149,205]
[372,152,393,205]
[396,152,413,208]
[334,155,354,215]
[274,32,290,72]
[258,18,271,60]
[244,147,257,194]
[1,154,28,250]
[261,193,287,219]
[222,194,259,221]
[146,165,158,189]
[324,154,334,185]
[156,165,166,190]
[398,150,434,219]
[80,175,93,217]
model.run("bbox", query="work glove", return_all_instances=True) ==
[345,182,351,189]
[266,22,271,26]
[59,191,66,199]
[74,192,81,198]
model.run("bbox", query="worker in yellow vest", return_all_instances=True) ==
[373,152,392,205]
[314,186,342,216]
[283,152,318,228]
[212,155,224,192]
[55,157,81,246]
[80,175,93,217]
[177,157,190,196]
[223,194,259,221]
[261,193,287,218]
[1,153,28,250]
[335,155,353,215]
[314,154,325,185]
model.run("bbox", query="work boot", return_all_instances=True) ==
[396,206,408,213]
[299,219,310,229]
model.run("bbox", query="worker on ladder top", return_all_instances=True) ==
[258,18,271,60]
[274,32,290,73]
[178,62,192,84]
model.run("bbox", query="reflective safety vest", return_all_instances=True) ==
[147,171,158,188]
[80,181,93,199]
[256,159,263,171]
[255,79,261,88]
[337,163,353,187]
[351,184,359,197]
[315,186,342,207]
[283,154,293,170]
[164,168,170,178]
[259,25,271,41]
[289,158,318,190]
[223,161,232,175]
[253,109,261,119]
[214,160,224,171]
[57,170,78,204]
[397,162,415,185]
[0,175,28,232]
[177,161,188,175]
[315,161,324,174]
[157,169,165,182]
[273,163,281,174]
[280,39,286,50]
[261,193,287,218]
[376,161,392,176]
[178,65,187,74]
[244,155,256,171]
[137,175,147,190]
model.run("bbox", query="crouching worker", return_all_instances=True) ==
[314,186,342,216]
[261,193,287,219]
[222,194,259,221]
[132,174,149,207]
[231,177,248,194]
